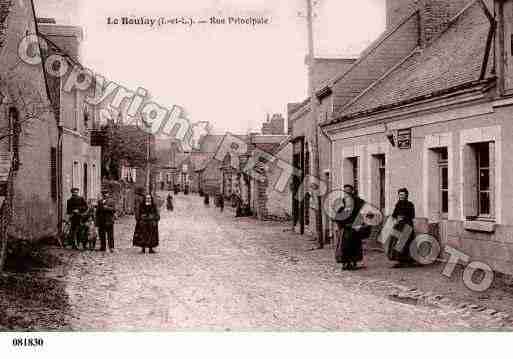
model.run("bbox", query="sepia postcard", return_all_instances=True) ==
[1,0,513,357]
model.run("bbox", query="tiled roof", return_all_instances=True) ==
[270,135,292,155]
[335,2,493,120]
[190,153,211,171]
[0,0,13,52]
[198,135,224,153]
[174,152,212,172]
[195,155,218,172]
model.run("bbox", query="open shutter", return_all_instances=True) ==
[489,142,495,218]
[462,145,478,218]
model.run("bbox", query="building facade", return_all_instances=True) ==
[322,0,513,274]
[0,0,59,240]
[38,20,102,221]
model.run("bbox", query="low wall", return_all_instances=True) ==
[442,220,513,276]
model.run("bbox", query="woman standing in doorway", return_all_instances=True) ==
[133,195,160,254]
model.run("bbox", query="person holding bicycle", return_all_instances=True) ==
[66,187,88,249]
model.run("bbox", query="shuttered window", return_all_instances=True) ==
[463,142,495,219]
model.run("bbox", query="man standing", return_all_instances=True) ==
[96,190,116,252]
[66,187,88,249]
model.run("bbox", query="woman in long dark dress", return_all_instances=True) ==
[334,185,366,270]
[166,193,174,211]
[133,195,160,254]
[387,188,416,266]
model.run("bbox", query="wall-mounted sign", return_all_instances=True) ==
[397,128,412,149]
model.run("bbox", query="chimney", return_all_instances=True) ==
[386,0,418,30]
[270,114,285,135]
[496,0,513,94]
[37,23,84,61]
[386,0,472,46]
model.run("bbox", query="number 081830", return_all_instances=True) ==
[12,338,44,347]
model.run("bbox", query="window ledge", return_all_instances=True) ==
[463,220,496,233]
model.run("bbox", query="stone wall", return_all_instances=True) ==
[0,0,59,241]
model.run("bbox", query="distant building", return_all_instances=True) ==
[261,114,285,135]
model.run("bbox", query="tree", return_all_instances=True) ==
[100,111,157,180]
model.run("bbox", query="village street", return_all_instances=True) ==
[58,194,513,331]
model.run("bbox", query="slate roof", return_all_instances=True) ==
[333,1,494,121]
[289,9,421,123]
[329,11,420,114]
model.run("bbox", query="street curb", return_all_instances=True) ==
[380,280,513,326]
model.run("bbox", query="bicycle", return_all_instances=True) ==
[58,219,73,249]
[59,216,89,250]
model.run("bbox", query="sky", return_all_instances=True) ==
[33,0,385,134]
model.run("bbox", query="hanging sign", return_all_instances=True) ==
[397,128,412,149]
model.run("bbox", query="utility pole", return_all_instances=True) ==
[145,132,151,194]
[306,0,324,249]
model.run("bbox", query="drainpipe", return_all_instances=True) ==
[319,123,333,244]
[57,124,63,233]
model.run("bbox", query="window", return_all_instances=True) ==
[84,110,90,130]
[438,148,448,217]
[463,142,495,219]
[72,160,80,191]
[372,155,386,211]
[349,157,359,195]
[92,164,97,198]
[305,143,310,176]
[476,143,492,216]
[83,163,88,200]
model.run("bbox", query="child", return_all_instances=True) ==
[85,215,98,250]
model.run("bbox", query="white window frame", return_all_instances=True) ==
[72,160,81,194]
[459,126,502,224]
[366,142,391,215]
[423,132,454,222]
[342,145,365,197]
[476,143,493,217]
